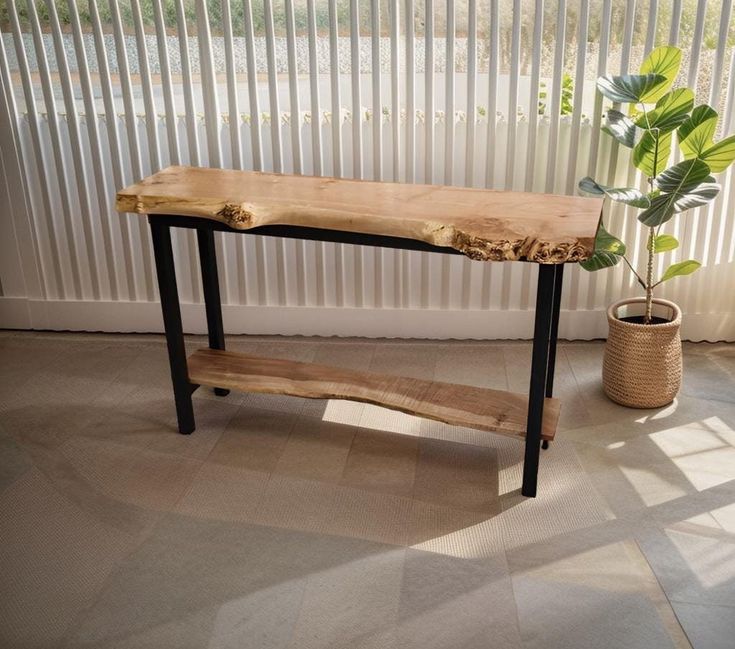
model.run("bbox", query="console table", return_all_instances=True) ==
[116,166,601,497]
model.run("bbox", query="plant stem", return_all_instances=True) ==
[623,255,647,289]
[641,103,657,324]
[645,227,655,322]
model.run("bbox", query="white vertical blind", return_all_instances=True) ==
[0,0,733,341]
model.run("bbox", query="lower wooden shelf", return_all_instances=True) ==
[187,349,559,441]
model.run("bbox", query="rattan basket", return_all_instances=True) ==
[602,297,682,408]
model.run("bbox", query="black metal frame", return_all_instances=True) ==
[148,214,564,497]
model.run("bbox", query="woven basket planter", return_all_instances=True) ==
[602,297,683,408]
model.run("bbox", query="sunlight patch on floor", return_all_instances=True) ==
[619,466,691,507]
[649,427,735,491]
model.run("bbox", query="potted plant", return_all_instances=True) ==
[579,45,735,408]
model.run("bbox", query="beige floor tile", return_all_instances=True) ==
[175,462,270,523]
[312,340,377,370]
[572,422,735,516]
[710,501,735,533]
[551,348,595,432]
[670,601,735,649]
[84,387,238,461]
[369,343,438,380]
[288,544,405,649]
[412,437,500,514]
[1,346,146,450]
[0,435,33,495]
[13,439,164,541]
[682,342,734,356]
[495,439,612,549]
[0,338,137,411]
[560,397,735,452]
[432,344,509,390]
[206,580,307,649]
[564,343,645,427]
[2,333,734,649]
[0,468,138,649]
[63,513,321,649]
[341,428,419,497]
[240,391,309,415]
[223,337,320,361]
[637,525,735,608]
[326,486,414,546]
[79,386,183,452]
[59,436,202,513]
[406,500,504,559]
[208,407,296,472]
[142,396,239,460]
[510,538,691,649]
[681,352,735,404]
[395,547,521,649]
[254,475,339,534]
[274,417,357,483]
[501,342,532,394]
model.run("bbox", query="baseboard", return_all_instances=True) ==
[1,297,733,341]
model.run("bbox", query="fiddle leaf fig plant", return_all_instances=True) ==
[579,45,735,323]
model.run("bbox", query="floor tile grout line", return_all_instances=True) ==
[500,552,530,649]
[632,537,695,649]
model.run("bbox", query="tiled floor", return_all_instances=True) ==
[0,331,734,649]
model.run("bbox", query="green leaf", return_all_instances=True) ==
[678,105,718,142]
[639,46,682,102]
[700,135,735,173]
[604,188,650,208]
[633,130,672,177]
[680,118,718,158]
[578,177,604,195]
[578,177,651,207]
[641,184,720,226]
[579,251,622,272]
[655,158,712,191]
[595,223,626,255]
[660,260,701,283]
[652,234,679,253]
[637,88,694,132]
[638,159,719,226]
[602,109,640,148]
[596,73,668,104]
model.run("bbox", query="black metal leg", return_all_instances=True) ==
[541,264,564,451]
[545,264,564,398]
[150,218,195,434]
[522,264,556,496]
[196,228,230,396]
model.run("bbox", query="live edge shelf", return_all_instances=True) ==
[116,165,602,497]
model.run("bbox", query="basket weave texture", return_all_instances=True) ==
[602,298,682,409]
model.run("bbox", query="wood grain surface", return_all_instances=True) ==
[187,348,559,440]
[116,166,602,263]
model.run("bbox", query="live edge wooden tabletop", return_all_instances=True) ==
[116,165,603,263]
